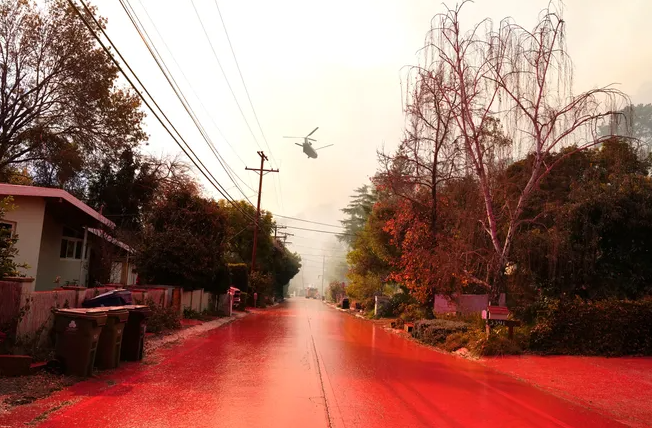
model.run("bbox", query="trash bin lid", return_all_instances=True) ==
[54,308,108,324]
[122,305,149,310]
[105,307,129,322]
[55,308,105,315]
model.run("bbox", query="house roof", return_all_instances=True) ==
[0,184,115,229]
[87,228,134,254]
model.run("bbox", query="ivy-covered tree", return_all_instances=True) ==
[268,246,301,298]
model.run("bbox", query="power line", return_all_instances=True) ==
[297,253,347,259]
[284,225,353,236]
[189,0,265,157]
[211,0,284,210]
[69,0,256,225]
[272,214,345,229]
[286,243,349,253]
[119,0,254,206]
[133,0,255,193]
[119,0,246,203]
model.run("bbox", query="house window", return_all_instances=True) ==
[60,227,85,260]
[0,221,16,236]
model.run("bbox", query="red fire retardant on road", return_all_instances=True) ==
[0,300,636,427]
[481,355,652,428]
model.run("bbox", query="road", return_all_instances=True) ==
[21,299,631,427]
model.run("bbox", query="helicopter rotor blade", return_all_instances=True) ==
[314,144,334,151]
[295,143,303,147]
[306,127,319,137]
[307,138,317,142]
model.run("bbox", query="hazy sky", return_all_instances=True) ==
[93,0,652,284]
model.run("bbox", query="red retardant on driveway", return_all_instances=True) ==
[0,299,637,428]
[480,355,652,428]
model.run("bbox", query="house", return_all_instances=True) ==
[0,184,136,291]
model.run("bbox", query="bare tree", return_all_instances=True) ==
[377,64,463,237]
[421,2,628,297]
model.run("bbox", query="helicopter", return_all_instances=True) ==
[283,127,333,159]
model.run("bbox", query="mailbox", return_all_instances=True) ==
[482,305,510,321]
[482,305,521,338]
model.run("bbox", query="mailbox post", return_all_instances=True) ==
[482,306,520,338]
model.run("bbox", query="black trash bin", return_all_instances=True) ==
[53,308,107,377]
[95,307,129,370]
[82,290,133,308]
[341,298,350,310]
[120,305,151,361]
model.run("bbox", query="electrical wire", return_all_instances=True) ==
[119,0,254,206]
[69,0,256,225]
[212,0,284,210]
[283,225,353,236]
[272,214,345,229]
[134,0,256,194]
[296,253,347,259]
[189,0,264,155]
[286,243,349,253]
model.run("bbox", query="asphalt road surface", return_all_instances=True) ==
[28,299,630,428]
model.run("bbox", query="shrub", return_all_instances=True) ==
[399,303,427,322]
[377,292,417,318]
[146,298,181,333]
[390,318,405,329]
[183,308,202,320]
[443,332,471,352]
[471,333,522,357]
[529,297,652,356]
[412,319,469,346]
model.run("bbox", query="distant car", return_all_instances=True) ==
[341,297,350,309]
[229,287,241,304]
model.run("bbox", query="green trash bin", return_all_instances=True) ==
[53,308,107,377]
[120,305,151,361]
[95,307,129,370]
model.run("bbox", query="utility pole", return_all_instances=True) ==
[274,224,287,240]
[246,151,278,273]
[321,255,325,298]
[279,232,294,245]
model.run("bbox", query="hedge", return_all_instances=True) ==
[530,297,652,356]
[411,319,469,346]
